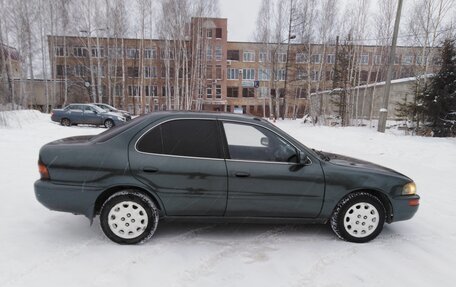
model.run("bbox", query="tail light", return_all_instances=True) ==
[38,160,50,180]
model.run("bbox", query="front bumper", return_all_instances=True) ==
[391,194,420,222]
[34,180,103,219]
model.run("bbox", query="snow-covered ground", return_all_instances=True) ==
[1,111,455,287]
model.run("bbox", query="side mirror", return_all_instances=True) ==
[299,152,312,166]
[260,137,269,147]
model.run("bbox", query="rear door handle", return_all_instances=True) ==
[234,172,250,177]
[143,167,159,173]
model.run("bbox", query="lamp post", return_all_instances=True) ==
[80,27,107,103]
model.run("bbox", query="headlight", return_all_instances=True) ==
[117,116,126,121]
[402,182,416,195]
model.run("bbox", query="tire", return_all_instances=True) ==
[330,192,385,243]
[104,119,114,129]
[100,190,159,244]
[61,118,71,126]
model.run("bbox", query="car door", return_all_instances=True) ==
[66,104,83,124]
[129,118,228,216]
[221,121,325,218]
[83,105,102,125]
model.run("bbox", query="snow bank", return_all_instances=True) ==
[1,116,455,287]
[0,110,49,129]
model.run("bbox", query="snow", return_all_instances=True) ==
[1,110,456,287]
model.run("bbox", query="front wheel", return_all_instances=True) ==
[330,192,385,243]
[100,191,159,244]
[61,118,71,126]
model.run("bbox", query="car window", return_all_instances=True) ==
[137,119,221,159]
[223,122,297,163]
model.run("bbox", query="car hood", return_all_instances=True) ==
[323,152,410,179]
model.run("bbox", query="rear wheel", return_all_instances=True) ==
[61,118,71,126]
[330,192,385,243]
[100,191,159,244]
[104,119,114,129]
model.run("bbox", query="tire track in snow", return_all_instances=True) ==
[89,224,219,287]
[172,225,294,287]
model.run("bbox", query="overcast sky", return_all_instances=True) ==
[219,0,263,42]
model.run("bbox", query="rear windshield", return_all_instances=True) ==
[91,115,145,143]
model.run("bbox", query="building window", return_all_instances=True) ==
[91,47,105,58]
[310,54,321,64]
[161,49,174,59]
[215,46,222,61]
[128,67,139,78]
[216,65,222,79]
[310,70,320,81]
[92,65,105,77]
[145,85,158,97]
[326,54,335,64]
[243,51,255,62]
[127,48,139,59]
[227,87,239,97]
[258,68,270,81]
[227,50,240,61]
[73,47,87,57]
[227,68,239,80]
[215,28,222,39]
[206,45,212,61]
[144,48,157,59]
[296,68,307,80]
[359,54,369,65]
[216,85,222,98]
[242,87,255,97]
[296,53,308,63]
[206,29,213,38]
[374,54,382,65]
[296,87,306,98]
[128,85,140,97]
[277,53,287,63]
[276,69,286,81]
[394,55,400,65]
[56,65,65,76]
[242,68,255,80]
[74,65,86,77]
[114,84,122,97]
[402,55,413,65]
[108,47,123,58]
[206,65,212,79]
[54,46,67,57]
[207,85,212,98]
[144,66,157,78]
[259,51,270,62]
[259,87,269,98]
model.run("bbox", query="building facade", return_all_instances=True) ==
[48,17,442,118]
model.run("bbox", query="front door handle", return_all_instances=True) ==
[143,167,159,173]
[234,172,250,178]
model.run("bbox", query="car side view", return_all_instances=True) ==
[35,112,420,244]
[51,103,127,128]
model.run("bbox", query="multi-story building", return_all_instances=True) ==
[48,17,441,117]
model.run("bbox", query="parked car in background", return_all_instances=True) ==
[35,112,419,244]
[51,104,126,128]
[94,103,132,121]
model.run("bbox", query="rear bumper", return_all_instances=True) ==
[391,194,420,222]
[34,180,103,219]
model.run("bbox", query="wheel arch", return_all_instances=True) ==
[94,185,165,218]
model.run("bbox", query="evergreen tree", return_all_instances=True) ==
[420,39,456,136]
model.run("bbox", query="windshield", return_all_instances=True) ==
[91,105,107,114]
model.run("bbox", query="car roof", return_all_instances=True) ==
[143,110,268,123]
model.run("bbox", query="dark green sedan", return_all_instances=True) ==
[34,112,420,244]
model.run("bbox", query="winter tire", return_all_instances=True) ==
[61,118,71,126]
[100,190,159,244]
[104,119,114,129]
[330,192,385,243]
